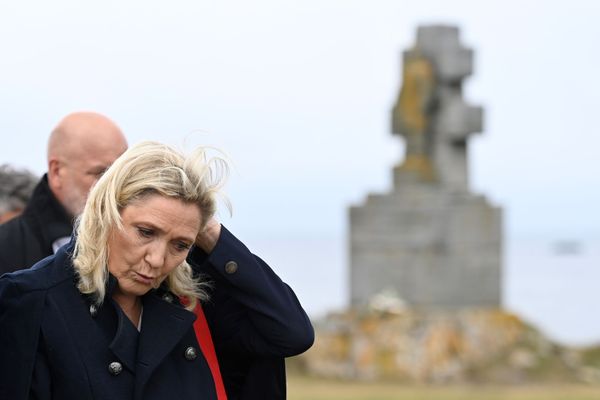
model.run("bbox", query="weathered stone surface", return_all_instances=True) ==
[297,309,600,384]
[413,25,473,82]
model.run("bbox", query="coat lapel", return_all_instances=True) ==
[108,299,139,373]
[134,293,196,398]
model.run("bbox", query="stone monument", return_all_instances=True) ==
[299,26,598,385]
[349,25,502,309]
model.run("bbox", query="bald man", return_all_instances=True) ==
[0,112,127,275]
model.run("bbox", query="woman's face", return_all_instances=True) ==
[107,194,201,299]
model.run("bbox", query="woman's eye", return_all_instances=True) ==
[138,227,153,238]
[174,242,191,252]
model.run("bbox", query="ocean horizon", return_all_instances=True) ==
[246,234,600,347]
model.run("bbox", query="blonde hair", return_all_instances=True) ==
[72,141,228,311]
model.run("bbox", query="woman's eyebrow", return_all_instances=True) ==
[136,222,195,242]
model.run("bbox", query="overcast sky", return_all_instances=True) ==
[1,0,599,240]
[2,2,600,339]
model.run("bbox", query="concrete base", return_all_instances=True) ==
[349,184,502,309]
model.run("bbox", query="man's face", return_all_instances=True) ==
[59,160,107,217]
[0,209,23,224]
[56,142,126,217]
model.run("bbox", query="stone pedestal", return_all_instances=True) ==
[349,184,502,308]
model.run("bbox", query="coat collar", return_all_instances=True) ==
[49,246,198,395]
[108,298,140,373]
[134,292,197,396]
[105,282,196,380]
[88,272,197,384]
[21,174,73,251]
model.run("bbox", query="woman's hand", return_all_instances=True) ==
[195,217,222,253]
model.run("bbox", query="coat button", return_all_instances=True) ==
[184,346,197,361]
[162,293,174,303]
[224,261,238,274]
[108,361,123,376]
[89,304,98,318]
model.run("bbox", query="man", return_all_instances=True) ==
[0,165,38,224]
[0,112,128,275]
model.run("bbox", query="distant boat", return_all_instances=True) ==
[552,240,583,256]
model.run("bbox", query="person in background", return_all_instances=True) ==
[0,164,38,224]
[0,112,128,275]
[0,141,314,399]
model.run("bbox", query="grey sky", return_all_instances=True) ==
[2,0,598,241]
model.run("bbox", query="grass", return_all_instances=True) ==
[288,376,600,400]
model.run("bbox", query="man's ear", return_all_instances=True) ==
[47,158,62,189]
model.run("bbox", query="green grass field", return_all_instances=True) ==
[288,376,600,400]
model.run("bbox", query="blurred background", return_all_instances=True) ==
[1,0,599,366]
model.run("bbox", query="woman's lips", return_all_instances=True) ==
[134,272,155,285]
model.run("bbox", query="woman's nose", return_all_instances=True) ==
[144,240,167,268]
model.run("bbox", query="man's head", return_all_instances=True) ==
[0,165,38,223]
[47,112,128,217]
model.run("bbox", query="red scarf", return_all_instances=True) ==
[193,303,228,400]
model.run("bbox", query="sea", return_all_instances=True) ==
[247,234,600,347]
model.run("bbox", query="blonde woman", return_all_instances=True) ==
[0,141,313,400]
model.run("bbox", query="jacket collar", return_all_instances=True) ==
[22,174,73,251]
[51,246,198,393]
[108,298,140,373]
[133,293,197,396]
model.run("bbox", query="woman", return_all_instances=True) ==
[0,141,314,400]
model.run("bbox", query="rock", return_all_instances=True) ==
[300,307,595,384]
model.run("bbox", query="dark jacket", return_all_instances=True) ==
[0,174,73,275]
[0,227,314,400]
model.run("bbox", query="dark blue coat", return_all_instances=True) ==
[0,227,314,400]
